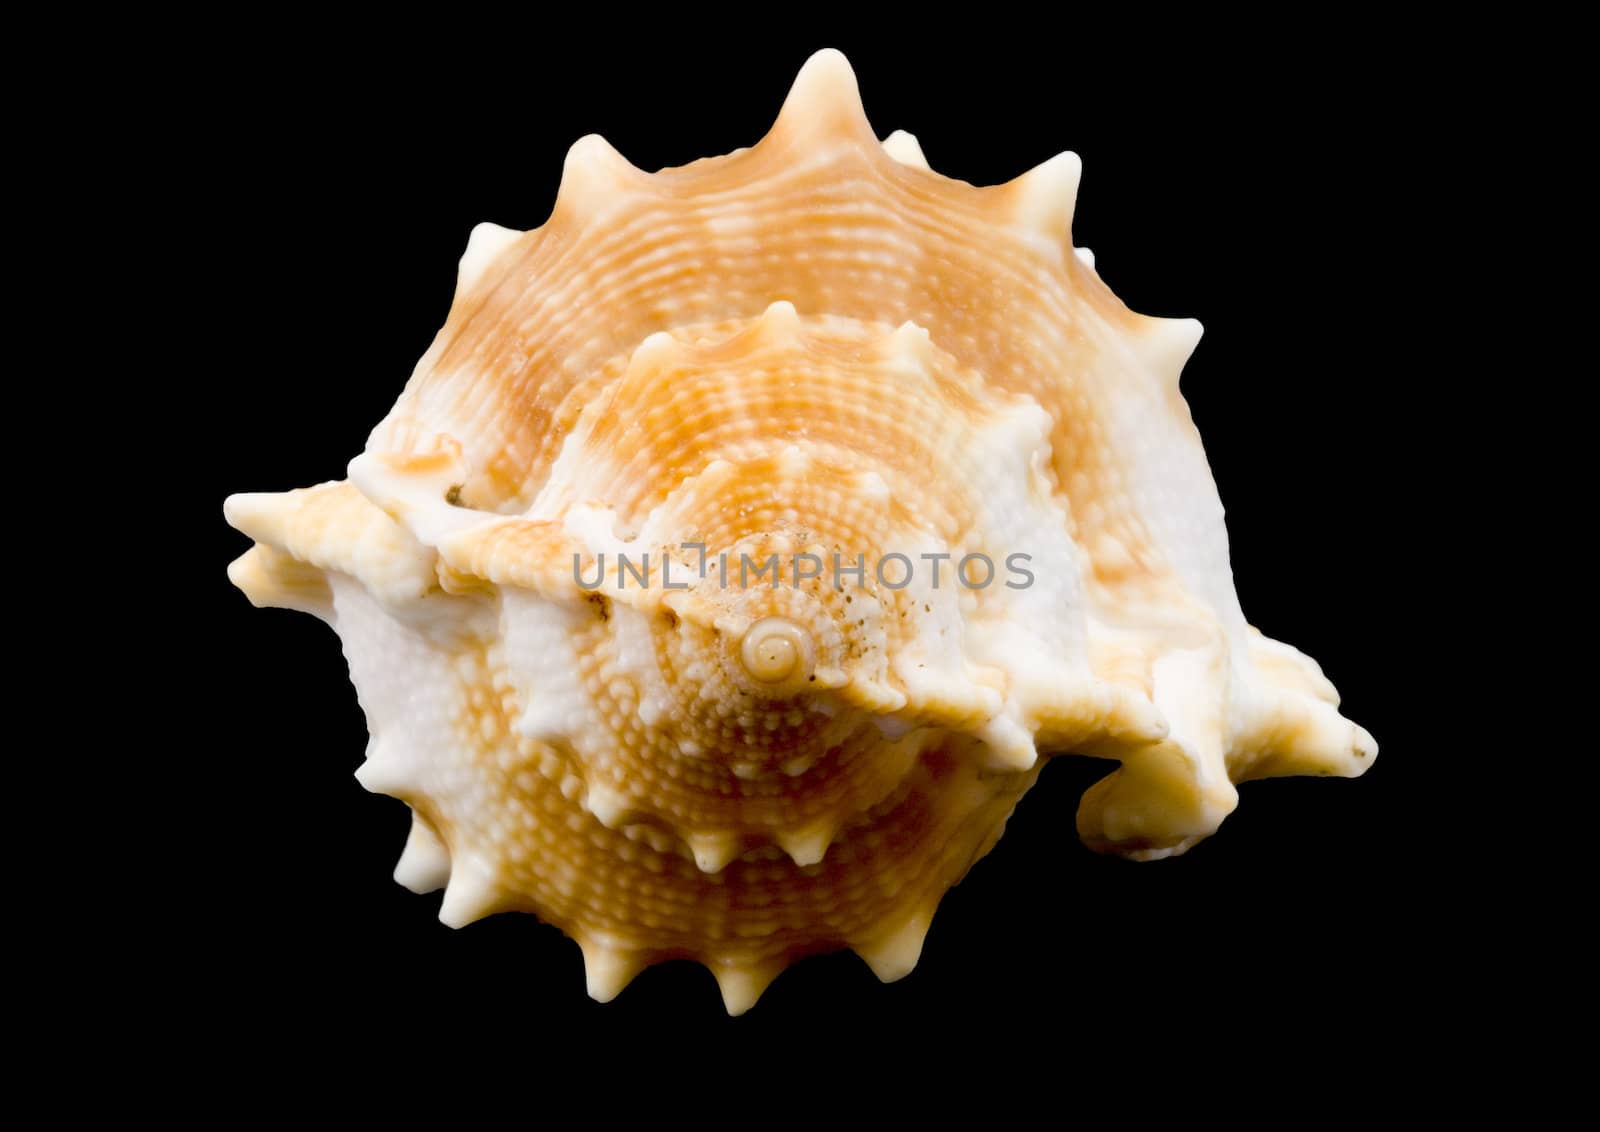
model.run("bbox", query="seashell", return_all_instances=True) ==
[224,49,1375,1013]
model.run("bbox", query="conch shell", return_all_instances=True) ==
[224,50,1375,1012]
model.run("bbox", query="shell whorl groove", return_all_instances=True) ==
[223,49,1375,1013]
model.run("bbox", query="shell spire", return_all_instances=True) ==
[224,51,1376,1012]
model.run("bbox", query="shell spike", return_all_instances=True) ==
[393,812,451,894]
[976,712,1039,772]
[885,319,934,366]
[627,329,684,375]
[770,48,873,146]
[775,822,836,868]
[1136,317,1205,386]
[853,907,933,983]
[687,831,742,874]
[580,937,647,1003]
[456,221,522,295]
[438,856,502,929]
[881,129,930,169]
[354,740,412,797]
[584,782,632,828]
[711,959,784,1016]
[757,299,804,341]
[999,150,1083,244]
[222,490,301,547]
[554,133,646,221]
[226,545,331,618]
[1238,697,1378,782]
[1076,745,1240,859]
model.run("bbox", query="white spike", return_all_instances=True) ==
[1074,246,1096,269]
[226,545,332,619]
[393,813,450,894]
[885,320,933,367]
[977,712,1039,771]
[1137,317,1204,386]
[584,782,632,828]
[630,329,682,373]
[457,221,522,293]
[222,491,298,547]
[711,960,783,1016]
[854,907,933,983]
[881,129,929,169]
[1245,698,1378,781]
[1099,685,1171,746]
[555,134,644,218]
[758,299,803,340]
[354,739,412,796]
[1005,151,1083,242]
[580,937,646,1003]
[775,823,834,868]
[687,831,742,874]
[774,49,871,140]
[438,855,500,929]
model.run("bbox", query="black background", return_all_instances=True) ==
[179,29,1461,1062]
